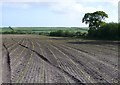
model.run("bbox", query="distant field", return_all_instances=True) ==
[0,27,88,34]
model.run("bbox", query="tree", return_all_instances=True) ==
[82,11,108,30]
[8,26,14,31]
[75,31,82,37]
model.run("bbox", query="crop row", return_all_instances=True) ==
[2,36,119,83]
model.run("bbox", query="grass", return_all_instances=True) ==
[0,27,88,34]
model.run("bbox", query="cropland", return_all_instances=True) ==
[0,27,88,34]
[2,34,119,83]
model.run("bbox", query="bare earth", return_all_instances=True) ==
[2,34,119,84]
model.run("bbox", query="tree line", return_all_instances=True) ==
[82,11,119,40]
[2,11,119,40]
[49,30,87,38]
[49,11,119,40]
[87,22,119,40]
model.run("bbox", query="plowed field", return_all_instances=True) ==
[2,35,119,84]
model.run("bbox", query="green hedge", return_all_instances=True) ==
[49,30,87,37]
[87,22,119,40]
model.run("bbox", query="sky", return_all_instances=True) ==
[0,0,119,27]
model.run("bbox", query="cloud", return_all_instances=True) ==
[1,0,118,22]
[2,2,31,10]
[47,0,105,20]
[2,0,105,13]
[1,0,119,5]
[106,0,119,7]
[2,0,118,8]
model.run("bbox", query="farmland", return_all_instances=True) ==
[0,27,88,34]
[2,34,119,83]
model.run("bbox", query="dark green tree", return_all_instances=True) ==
[9,26,14,31]
[82,11,108,30]
[75,31,82,37]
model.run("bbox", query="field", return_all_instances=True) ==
[2,34,119,83]
[0,27,88,34]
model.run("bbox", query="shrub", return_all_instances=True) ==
[87,22,119,40]
[49,30,64,37]
[49,30,87,37]
[75,31,82,37]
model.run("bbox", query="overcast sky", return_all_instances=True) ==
[0,0,119,27]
